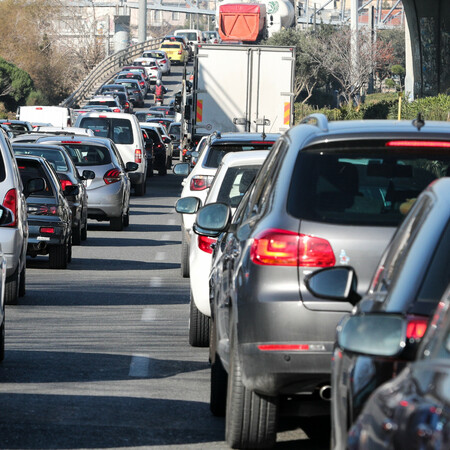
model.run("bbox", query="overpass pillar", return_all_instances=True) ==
[403,0,450,98]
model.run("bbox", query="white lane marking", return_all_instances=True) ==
[149,278,163,288]
[141,308,158,321]
[129,354,150,377]
[155,252,165,261]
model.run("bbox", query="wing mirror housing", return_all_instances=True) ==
[125,162,139,172]
[82,169,95,180]
[24,177,46,198]
[175,196,201,214]
[193,202,231,237]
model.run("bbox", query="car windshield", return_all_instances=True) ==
[79,118,134,145]
[217,165,260,207]
[177,32,197,41]
[161,43,180,49]
[60,144,113,166]
[288,142,450,227]
[168,124,180,137]
[204,142,275,168]
[14,148,69,172]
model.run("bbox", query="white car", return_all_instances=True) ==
[174,132,279,278]
[141,50,171,75]
[132,57,162,82]
[85,95,123,112]
[175,151,269,346]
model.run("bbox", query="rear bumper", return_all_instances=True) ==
[27,217,69,251]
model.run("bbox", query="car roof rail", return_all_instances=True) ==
[300,113,329,132]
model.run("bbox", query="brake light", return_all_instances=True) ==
[139,81,145,86]
[250,229,335,267]
[135,148,143,163]
[258,344,325,352]
[60,179,73,190]
[198,235,216,254]
[36,107,43,110]
[40,227,55,234]
[250,141,275,145]
[190,175,213,191]
[103,168,121,184]
[3,188,17,226]
[161,59,167,64]
[178,50,182,54]
[406,317,428,339]
[386,140,450,148]
[61,141,82,144]
[99,115,107,118]
[113,108,120,113]
[125,102,130,108]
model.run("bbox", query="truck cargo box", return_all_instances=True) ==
[219,3,266,42]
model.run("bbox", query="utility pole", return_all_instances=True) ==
[351,0,359,100]
[138,0,147,43]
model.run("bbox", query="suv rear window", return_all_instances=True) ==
[79,117,134,145]
[87,100,118,108]
[61,144,112,166]
[288,142,450,227]
[204,142,275,168]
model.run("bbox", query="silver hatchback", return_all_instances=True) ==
[36,135,138,231]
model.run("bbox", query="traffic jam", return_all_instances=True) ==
[0,31,449,450]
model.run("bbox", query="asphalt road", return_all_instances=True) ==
[0,62,329,450]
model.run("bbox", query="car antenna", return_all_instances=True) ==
[413,113,425,131]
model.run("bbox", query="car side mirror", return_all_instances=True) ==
[194,202,231,237]
[0,205,14,226]
[24,177,46,198]
[125,162,139,172]
[170,134,176,140]
[82,170,95,180]
[173,162,190,176]
[64,184,79,196]
[175,196,201,214]
[305,266,361,306]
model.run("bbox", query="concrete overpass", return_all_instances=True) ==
[403,0,449,98]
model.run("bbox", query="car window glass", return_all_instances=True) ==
[112,119,134,145]
[61,144,112,166]
[79,117,110,138]
[13,148,69,172]
[204,143,274,168]
[288,143,449,226]
[17,160,54,196]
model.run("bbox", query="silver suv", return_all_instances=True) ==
[0,129,29,304]
[194,115,450,448]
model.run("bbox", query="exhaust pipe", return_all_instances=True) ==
[319,385,331,401]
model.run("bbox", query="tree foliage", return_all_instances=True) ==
[0,58,34,109]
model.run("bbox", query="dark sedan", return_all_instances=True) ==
[16,155,73,269]
[13,143,94,245]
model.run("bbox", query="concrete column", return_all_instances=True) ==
[138,0,147,43]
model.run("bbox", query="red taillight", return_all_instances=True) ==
[36,107,43,110]
[125,102,130,108]
[60,179,73,191]
[113,108,120,113]
[161,59,167,64]
[3,188,17,227]
[386,140,450,148]
[103,169,121,184]
[139,81,145,86]
[250,141,275,145]
[178,50,182,54]
[61,141,82,144]
[99,115,107,118]
[406,317,428,339]
[134,90,140,94]
[135,149,143,163]
[40,227,55,234]
[190,175,213,191]
[198,235,216,254]
[250,229,335,267]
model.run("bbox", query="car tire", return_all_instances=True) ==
[68,238,72,263]
[18,265,25,297]
[123,209,130,228]
[181,227,190,278]
[210,347,228,416]
[225,332,278,449]
[81,217,88,241]
[49,243,68,269]
[147,160,154,177]
[0,316,5,362]
[5,268,19,305]
[110,214,124,231]
[166,155,172,169]
[189,294,210,347]
[72,223,82,245]
[134,181,146,196]
[158,165,167,176]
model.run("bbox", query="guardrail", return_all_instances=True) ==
[60,37,161,108]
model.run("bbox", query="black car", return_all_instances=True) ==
[305,176,450,449]
[167,122,181,158]
[140,125,168,176]
[100,91,133,114]
[16,155,73,269]
[13,143,94,245]
[345,283,450,449]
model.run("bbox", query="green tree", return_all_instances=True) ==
[0,58,35,110]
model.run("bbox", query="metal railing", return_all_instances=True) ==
[60,37,161,108]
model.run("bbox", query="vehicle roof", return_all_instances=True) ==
[36,135,114,147]
[220,150,270,167]
[76,111,136,119]
[209,132,280,144]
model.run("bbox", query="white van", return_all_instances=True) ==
[74,112,147,196]
[16,106,73,127]
[173,29,203,46]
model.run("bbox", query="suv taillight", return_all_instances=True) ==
[103,169,121,184]
[190,175,214,191]
[135,149,143,163]
[250,229,335,267]
[3,188,17,227]
[406,316,428,339]
[198,235,216,254]
[59,178,73,191]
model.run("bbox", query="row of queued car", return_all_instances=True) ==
[173,115,450,449]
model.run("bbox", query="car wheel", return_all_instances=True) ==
[49,243,68,269]
[181,227,190,278]
[158,165,167,176]
[68,238,72,263]
[166,155,172,169]
[5,268,19,305]
[225,332,278,449]
[123,209,130,227]
[81,217,88,241]
[134,181,146,196]
[110,214,124,231]
[18,265,25,297]
[210,317,227,416]
[147,160,154,177]
[0,315,5,362]
[72,223,82,245]
[189,294,210,347]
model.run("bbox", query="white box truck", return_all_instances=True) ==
[180,44,295,150]
[16,106,73,127]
